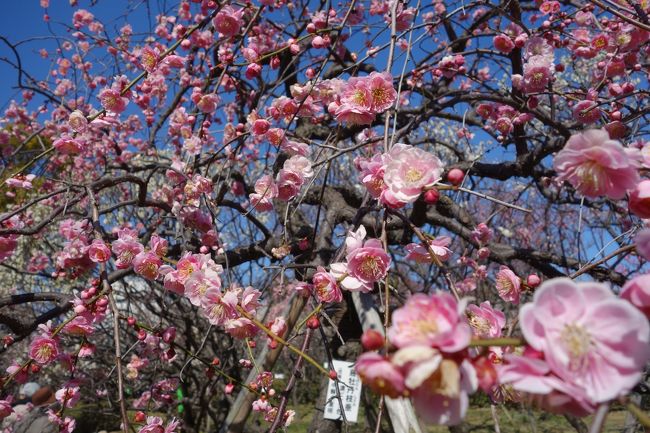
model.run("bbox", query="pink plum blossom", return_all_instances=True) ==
[628,180,650,218]
[29,336,59,364]
[355,352,406,398]
[495,266,521,304]
[517,278,650,404]
[98,88,129,114]
[466,301,505,338]
[88,239,111,263]
[382,143,444,205]
[620,274,650,317]
[53,135,84,154]
[331,226,391,292]
[388,291,472,352]
[405,236,452,263]
[213,6,244,37]
[312,266,342,303]
[553,129,640,199]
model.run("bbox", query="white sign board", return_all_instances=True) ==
[323,360,362,423]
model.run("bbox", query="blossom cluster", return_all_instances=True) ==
[356,143,444,208]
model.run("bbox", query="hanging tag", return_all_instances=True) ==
[323,360,362,423]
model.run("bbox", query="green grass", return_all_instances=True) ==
[285,405,629,433]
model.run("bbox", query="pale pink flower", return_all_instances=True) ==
[5,174,36,189]
[68,110,88,132]
[621,274,650,318]
[149,235,168,257]
[355,352,406,398]
[405,236,452,263]
[495,265,521,304]
[249,175,278,212]
[466,301,505,338]
[356,154,386,198]
[519,277,650,403]
[197,94,219,113]
[29,336,59,364]
[276,169,304,201]
[383,143,444,204]
[284,155,313,179]
[185,271,221,307]
[336,227,391,292]
[553,129,640,199]
[88,239,111,263]
[521,56,552,94]
[388,292,472,352]
[497,354,596,416]
[55,386,80,408]
[53,135,84,154]
[393,346,477,425]
[312,266,342,303]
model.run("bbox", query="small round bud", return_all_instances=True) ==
[329,370,338,380]
[306,316,320,329]
[361,329,384,351]
[526,274,541,288]
[423,188,440,204]
[447,168,465,186]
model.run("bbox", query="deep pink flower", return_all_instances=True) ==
[312,266,342,303]
[53,135,84,155]
[355,352,406,398]
[519,277,650,403]
[553,129,640,199]
[0,399,13,420]
[635,229,650,261]
[140,46,159,73]
[88,239,111,263]
[132,251,163,280]
[112,237,144,269]
[466,301,505,338]
[367,72,396,112]
[572,100,601,124]
[629,180,650,218]
[382,143,444,204]
[493,35,515,54]
[29,336,59,364]
[213,6,243,38]
[388,292,472,352]
[621,274,650,318]
[98,88,129,114]
[495,266,521,304]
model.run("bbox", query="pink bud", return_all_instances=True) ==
[447,168,465,186]
[423,188,440,204]
[526,274,541,288]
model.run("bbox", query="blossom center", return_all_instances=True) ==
[560,323,592,369]
[405,167,424,183]
[359,256,384,280]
